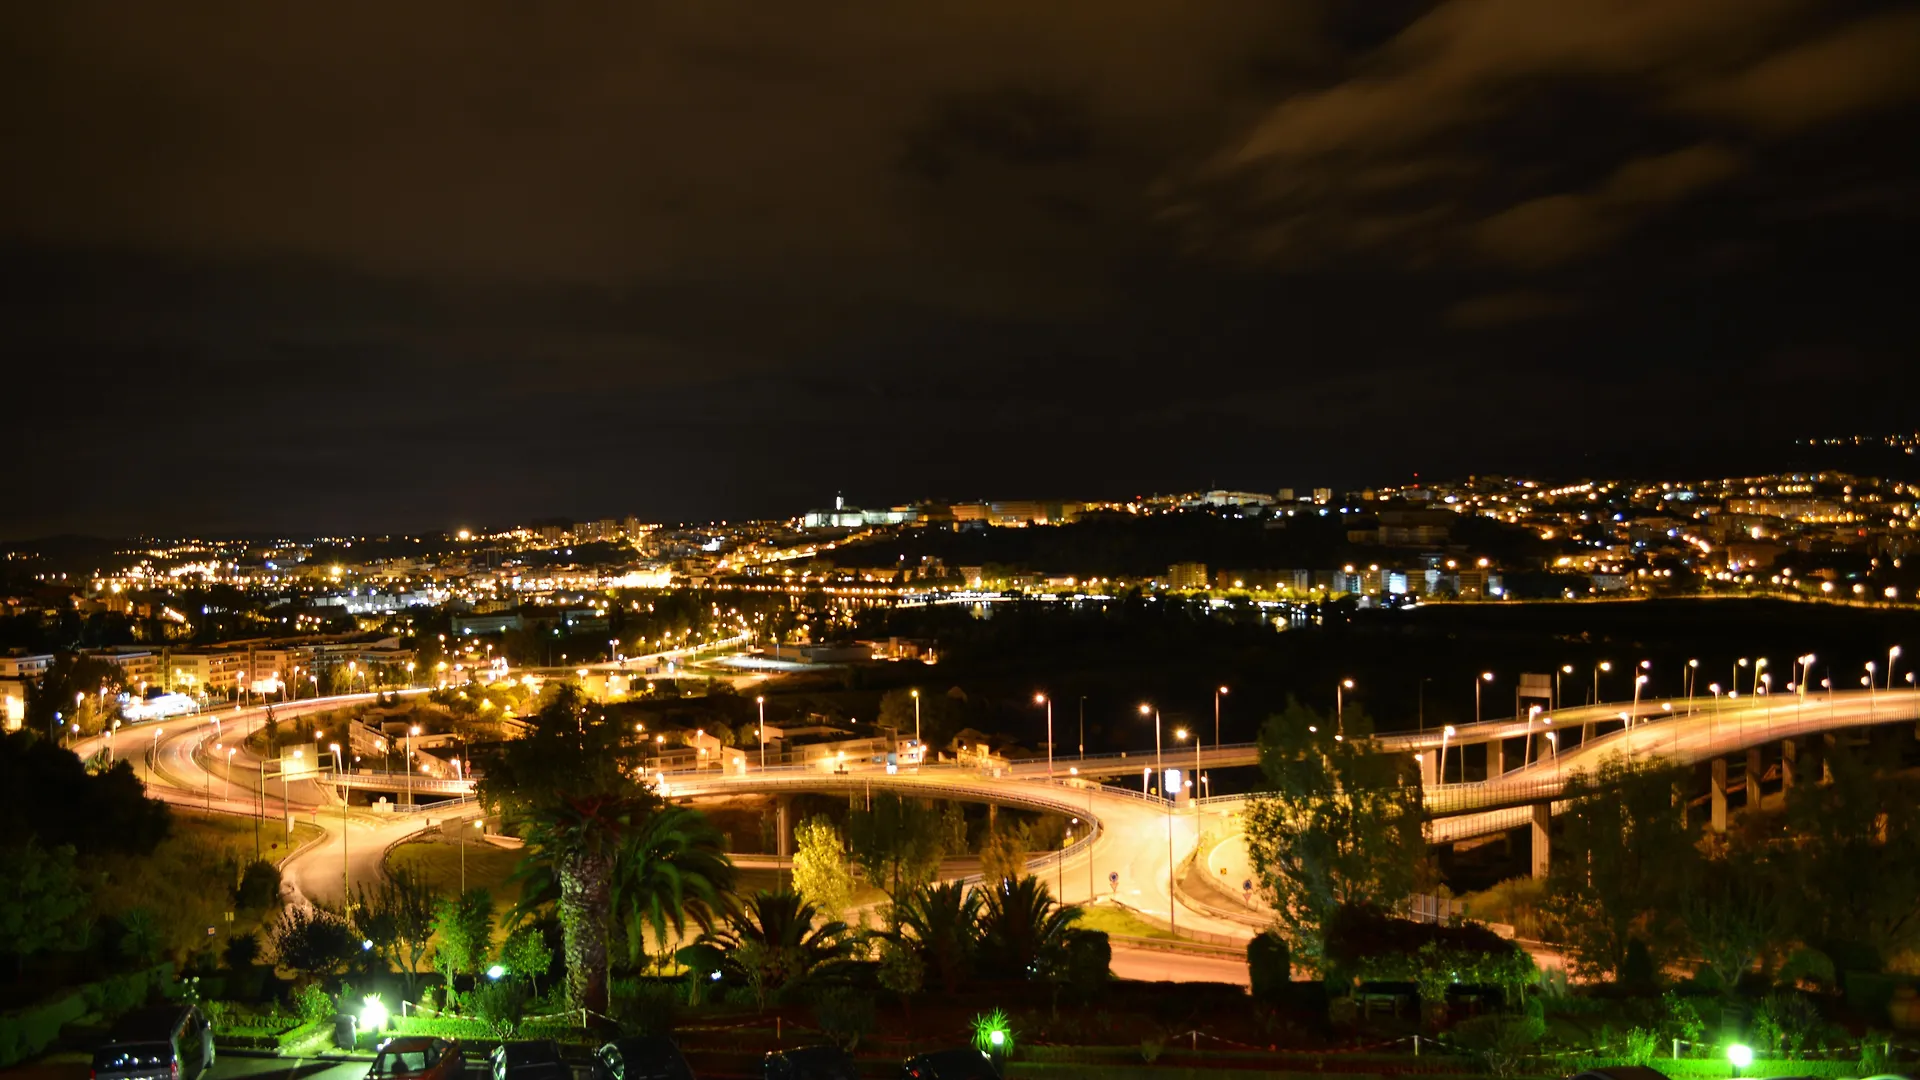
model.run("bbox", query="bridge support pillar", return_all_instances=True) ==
[1781,739,1799,790]
[1710,757,1728,833]
[1419,752,1438,788]
[1488,739,1506,779]
[775,795,792,859]
[1530,802,1551,879]
[1746,747,1764,808]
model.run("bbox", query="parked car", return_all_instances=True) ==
[900,1048,1000,1080]
[597,1035,695,1080]
[368,1037,465,1080]
[763,1043,856,1079]
[91,1005,215,1080]
[493,1040,571,1080]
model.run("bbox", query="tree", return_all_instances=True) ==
[481,684,666,1014]
[1240,699,1425,959]
[1678,850,1786,994]
[0,840,90,975]
[273,904,357,982]
[609,805,736,968]
[501,926,554,997]
[0,731,171,856]
[1545,754,1694,981]
[884,881,981,994]
[978,822,1030,887]
[1778,748,1920,969]
[974,875,1081,982]
[224,932,261,970]
[846,793,946,901]
[431,888,496,980]
[705,890,854,1009]
[471,976,530,1041]
[376,866,440,994]
[791,816,856,922]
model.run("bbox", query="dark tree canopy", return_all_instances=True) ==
[0,731,170,856]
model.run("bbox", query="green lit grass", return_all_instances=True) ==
[1073,904,1182,941]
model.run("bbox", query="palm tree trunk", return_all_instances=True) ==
[560,851,614,1015]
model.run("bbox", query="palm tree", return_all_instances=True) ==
[614,804,737,969]
[512,793,657,1014]
[704,890,853,1008]
[883,881,982,993]
[974,875,1081,981]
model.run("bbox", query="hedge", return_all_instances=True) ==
[1658,1058,1883,1079]
[0,964,174,1068]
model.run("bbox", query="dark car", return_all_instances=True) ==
[900,1048,1000,1080]
[493,1040,571,1080]
[597,1035,695,1080]
[369,1037,465,1080]
[91,1005,215,1080]
[764,1044,856,1080]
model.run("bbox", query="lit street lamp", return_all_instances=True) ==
[1034,693,1053,778]
[1439,724,1456,785]
[1138,702,1175,936]
[1337,679,1354,735]
[1475,672,1492,725]
[1594,661,1611,705]
[756,696,767,770]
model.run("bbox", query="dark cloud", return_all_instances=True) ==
[3,1,1919,537]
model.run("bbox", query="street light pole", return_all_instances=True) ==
[757,696,767,770]
[1337,679,1353,736]
[910,689,921,750]
[1213,686,1228,786]
[1034,693,1053,779]
[1139,702,1173,936]
[1476,672,1492,725]
[331,742,348,903]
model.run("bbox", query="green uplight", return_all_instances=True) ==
[486,964,506,980]
[1728,1043,1753,1074]
[360,994,389,1031]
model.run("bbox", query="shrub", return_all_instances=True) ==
[224,933,262,971]
[1622,1026,1661,1066]
[1248,931,1292,1003]
[234,861,283,910]
[1138,1034,1165,1064]
[811,987,875,1051]
[295,984,335,1025]
[470,978,529,1041]
[610,979,678,1036]
[1452,1013,1545,1079]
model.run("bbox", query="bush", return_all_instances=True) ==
[1452,1013,1545,1079]
[470,978,529,1041]
[224,932,261,971]
[610,979,678,1036]
[295,984,335,1025]
[811,987,875,1051]
[1248,932,1291,1003]
[0,992,86,1067]
[234,861,283,910]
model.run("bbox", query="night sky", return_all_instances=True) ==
[6,2,1920,538]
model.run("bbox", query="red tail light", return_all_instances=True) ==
[171,1060,180,1079]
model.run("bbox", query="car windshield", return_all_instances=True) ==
[93,1044,173,1071]
[377,1050,431,1074]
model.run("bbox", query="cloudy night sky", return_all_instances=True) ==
[5,1,1920,538]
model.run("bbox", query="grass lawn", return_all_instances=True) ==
[1075,903,1184,941]
[387,837,526,911]
[171,808,323,864]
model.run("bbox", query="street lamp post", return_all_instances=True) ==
[331,742,349,902]
[1138,702,1174,936]
[1475,672,1492,725]
[1212,685,1228,787]
[1735,658,1749,696]
[1888,646,1902,691]
[1557,665,1572,711]
[1632,673,1648,724]
[1594,661,1611,705]
[1686,659,1699,714]
[910,689,921,750]
[1337,679,1354,736]
[407,726,421,807]
[1439,725,1456,785]
[1034,693,1053,779]
[757,696,767,770]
